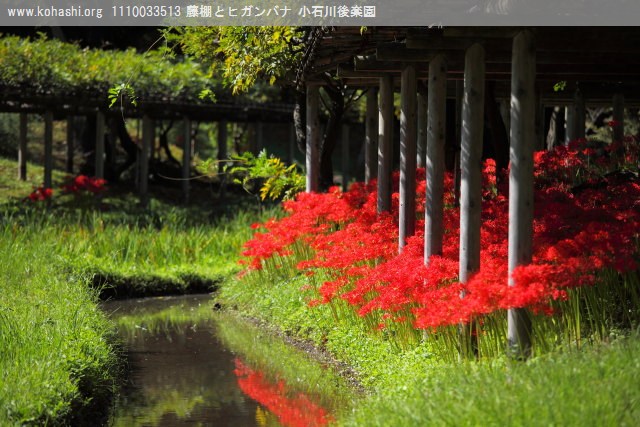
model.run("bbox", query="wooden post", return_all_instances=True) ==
[306,85,320,192]
[182,117,191,203]
[18,113,27,181]
[140,115,152,206]
[378,75,394,213]
[95,110,105,179]
[341,124,350,191]
[43,110,53,189]
[217,120,228,173]
[612,93,624,142]
[574,89,586,140]
[425,55,447,263]
[417,88,427,169]
[508,29,536,359]
[365,88,378,184]
[399,65,417,251]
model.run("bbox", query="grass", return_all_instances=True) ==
[343,337,640,426]
[0,226,118,425]
[0,153,279,424]
[221,261,640,426]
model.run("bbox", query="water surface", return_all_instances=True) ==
[104,294,347,427]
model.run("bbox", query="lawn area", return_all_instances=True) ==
[0,155,276,424]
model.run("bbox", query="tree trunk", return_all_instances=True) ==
[294,89,307,155]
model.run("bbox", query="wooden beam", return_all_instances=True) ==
[425,55,447,263]
[43,110,53,189]
[508,30,536,360]
[378,75,394,213]
[306,85,320,193]
[338,65,431,79]
[182,117,192,203]
[399,64,417,252]
[95,110,105,179]
[612,93,625,142]
[459,44,485,286]
[18,112,27,181]
[365,88,378,184]
[140,115,152,207]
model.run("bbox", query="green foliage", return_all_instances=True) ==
[0,228,118,425]
[227,150,305,201]
[0,34,218,104]
[168,27,304,94]
[108,82,138,108]
[553,80,567,92]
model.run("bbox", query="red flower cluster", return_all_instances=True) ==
[62,175,107,194]
[27,186,53,202]
[241,140,640,330]
[234,359,334,427]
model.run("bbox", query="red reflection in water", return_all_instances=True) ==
[234,358,334,427]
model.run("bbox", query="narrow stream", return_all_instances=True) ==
[103,294,348,427]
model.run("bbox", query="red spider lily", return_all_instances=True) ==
[241,137,640,330]
[26,187,53,202]
[62,175,107,194]
[234,359,334,427]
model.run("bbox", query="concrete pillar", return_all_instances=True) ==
[18,113,27,181]
[507,29,536,359]
[182,117,191,203]
[425,54,447,263]
[377,75,394,213]
[365,88,378,184]
[306,85,320,192]
[459,44,485,285]
[217,120,228,173]
[564,106,575,145]
[417,89,427,169]
[66,116,74,174]
[574,89,586,141]
[612,93,625,142]
[399,65,417,251]
[256,121,264,153]
[95,110,105,179]
[44,110,53,189]
[341,124,350,191]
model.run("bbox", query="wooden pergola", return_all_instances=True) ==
[300,26,640,357]
[1,88,294,204]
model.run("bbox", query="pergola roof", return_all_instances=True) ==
[0,86,295,123]
[302,26,640,104]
